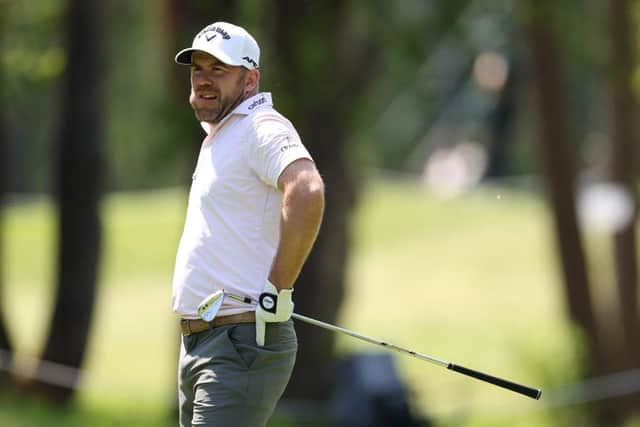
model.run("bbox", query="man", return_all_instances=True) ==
[171,22,325,426]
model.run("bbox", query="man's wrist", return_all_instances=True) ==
[267,278,293,292]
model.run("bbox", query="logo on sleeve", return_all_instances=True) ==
[280,142,301,152]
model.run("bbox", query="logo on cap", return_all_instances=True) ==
[243,56,258,68]
[197,25,231,41]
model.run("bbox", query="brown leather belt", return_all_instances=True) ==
[180,311,256,337]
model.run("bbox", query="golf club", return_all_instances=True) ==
[198,291,542,400]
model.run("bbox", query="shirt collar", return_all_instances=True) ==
[199,92,273,135]
[233,92,273,115]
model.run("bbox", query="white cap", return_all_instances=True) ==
[175,22,260,70]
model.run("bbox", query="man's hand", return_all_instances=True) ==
[255,281,294,346]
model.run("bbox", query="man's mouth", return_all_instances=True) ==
[198,94,218,100]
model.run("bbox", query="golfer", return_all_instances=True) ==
[171,22,325,426]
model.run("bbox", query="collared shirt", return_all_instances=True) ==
[171,92,312,318]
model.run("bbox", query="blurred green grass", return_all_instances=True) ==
[0,177,619,426]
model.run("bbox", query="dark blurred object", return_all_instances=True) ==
[30,0,105,404]
[0,13,13,378]
[329,353,430,427]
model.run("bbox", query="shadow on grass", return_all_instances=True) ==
[0,390,330,427]
[0,390,175,427]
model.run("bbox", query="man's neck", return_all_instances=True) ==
[204,91,261,134]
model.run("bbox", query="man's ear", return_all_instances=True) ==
[245,69,260,94]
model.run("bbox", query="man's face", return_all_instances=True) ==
[189,51,249,124]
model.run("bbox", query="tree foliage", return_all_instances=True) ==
[1,0,65,192]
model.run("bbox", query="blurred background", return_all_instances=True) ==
[1,0,639,426]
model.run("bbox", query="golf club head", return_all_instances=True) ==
[198,290,225,322]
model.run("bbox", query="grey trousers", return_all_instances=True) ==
[178,320,297,427]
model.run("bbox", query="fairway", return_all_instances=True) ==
[2,178,581,426]
[340,179,567,422]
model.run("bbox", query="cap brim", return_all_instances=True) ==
[174,47,244,67]
[174,48,195,65]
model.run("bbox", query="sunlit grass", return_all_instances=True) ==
[2,178,633,426]
[339,179,571,424]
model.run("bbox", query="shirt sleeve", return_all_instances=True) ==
[247,112,313,189]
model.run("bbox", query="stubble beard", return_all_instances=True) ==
[196,91,245,124]
[192,75,249,124]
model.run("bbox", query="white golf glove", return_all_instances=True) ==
[255,281,294,346]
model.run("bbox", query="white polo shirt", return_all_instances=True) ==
[171,92,312,318]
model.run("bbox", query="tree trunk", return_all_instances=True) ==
[603,0,640,419]
[0,27,13,381]
[523,2,604,372]
[266,0,380,402]
[32,0,105,403]
[605,0,639,364]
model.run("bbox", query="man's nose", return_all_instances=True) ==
[194,77,213,90]
[194,72,212,85]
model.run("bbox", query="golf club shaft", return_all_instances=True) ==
[292,313,449,366]
[291,312,541,400]
[225,293,542,399]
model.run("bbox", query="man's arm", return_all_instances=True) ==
[268,158,325,290]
